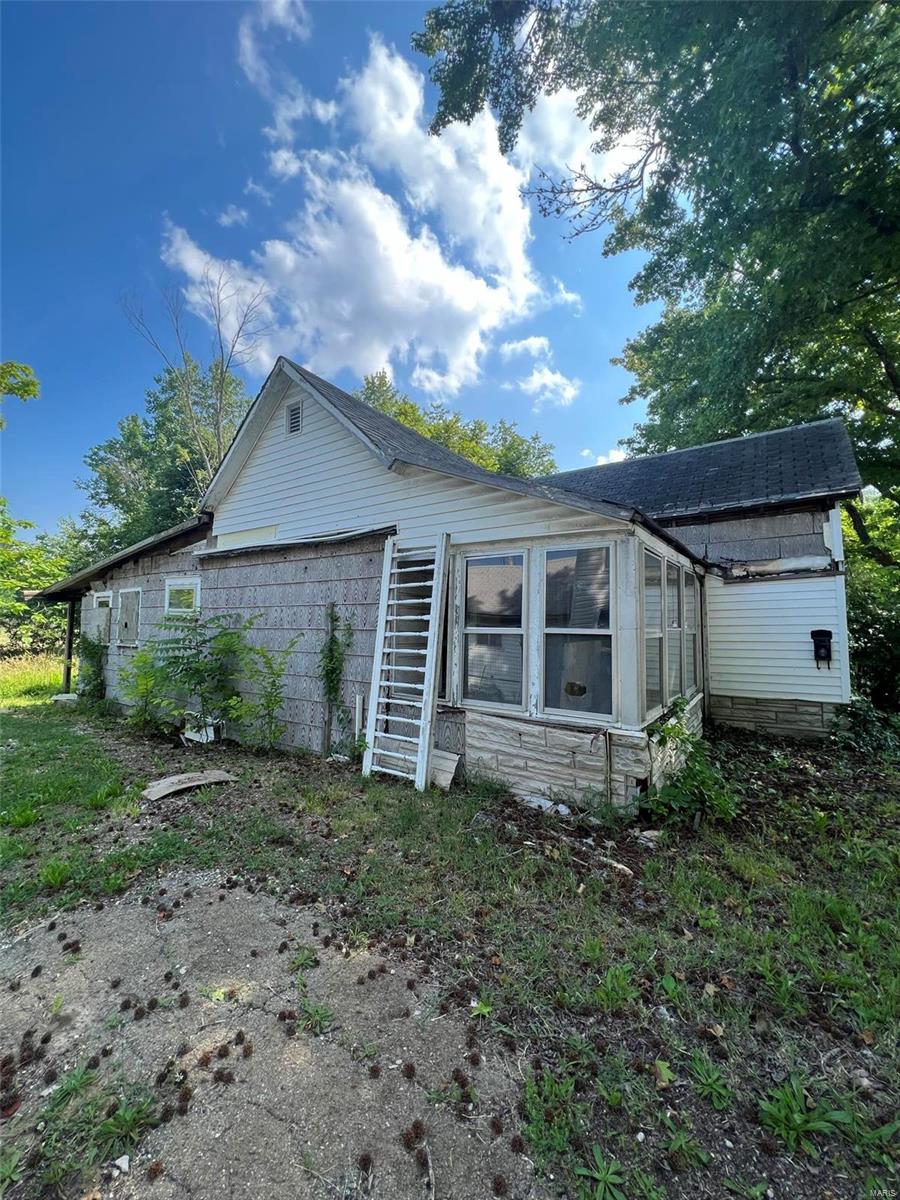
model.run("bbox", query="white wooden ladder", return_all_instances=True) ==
[362,534,450,790]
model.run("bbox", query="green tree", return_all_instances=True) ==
[80,359,249,551]
[1,361,39,429]
[842,496,900,711]
[356,369,556,477]
[413,1,900,551]
[0,499,70,654]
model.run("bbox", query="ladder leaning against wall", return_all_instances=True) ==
[362,533,450,790]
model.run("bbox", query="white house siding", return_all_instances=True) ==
[705,572,850,736]
[212,383,613,548]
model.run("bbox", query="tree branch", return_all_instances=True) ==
[844,499,900,568]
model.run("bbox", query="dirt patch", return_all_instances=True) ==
[2,871,543,1199]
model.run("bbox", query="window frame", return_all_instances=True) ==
[164,576,201,615]
[93,591,112,609]
[116,587,142,647]
[460,549,528,713]
[641,549,665,721]
[682,568,701,697]
[666,560,684,701]
[539,542,614,720]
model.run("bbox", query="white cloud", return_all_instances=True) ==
[244,176,273,204]
[517,365,581,411]
[238,0,333,151]
[217,204,249,228]
[341,38,537,309]
[268,147,302,179]
[164,36,589,398]
[499,336,551,361]
[580,446,627,465]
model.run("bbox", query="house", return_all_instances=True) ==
[37,357,861,807]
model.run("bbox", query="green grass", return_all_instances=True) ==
[0,653,66,705]
[1,661,897,1198]
[5,1064,158,1195]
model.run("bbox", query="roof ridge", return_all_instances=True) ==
[544,418,844,480]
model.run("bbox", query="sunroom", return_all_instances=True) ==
[366,527,705,808]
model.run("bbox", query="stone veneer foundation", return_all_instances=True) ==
[709,694,837,738]
[439,693,704,812]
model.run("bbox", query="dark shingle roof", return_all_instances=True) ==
[540,420,861,520]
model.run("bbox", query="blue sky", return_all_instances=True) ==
[3,0,658,535]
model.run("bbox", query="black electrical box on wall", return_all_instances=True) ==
[810,629,833,668]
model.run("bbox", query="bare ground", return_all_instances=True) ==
[2,870,542,1199]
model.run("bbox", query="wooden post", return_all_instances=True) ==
[61,599,76,693]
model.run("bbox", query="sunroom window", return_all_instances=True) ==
[666,561,683,697]
[643,551,663,714]
[463,554,523,706]
[544,546,612,715]
[684,570,699,693]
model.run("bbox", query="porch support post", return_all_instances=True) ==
[61,599,76,693]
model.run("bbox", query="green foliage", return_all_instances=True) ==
[643,718,738,826]
[242,634,302,751]
[690,1051,734,1111]
[0,1145,23,1196]
[356,369,555,478]
[77,632,106,702]
[575,1145,627,1200]
[80,358,250,556]
[318,602,357,753]
[758,1076,852,1155]
[39,858,73,890]
[831,695,899,761]
[297,997,333,1035]
[118,647,169,733]
[414,2,900,553]
[523,1069,588,1166]
[843,497,900,711]
[0,498,70,655]
[0,360,39,429]
[593,964,639,1014]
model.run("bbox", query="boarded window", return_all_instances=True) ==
[118,590,140,645]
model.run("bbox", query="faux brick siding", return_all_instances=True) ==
[710,694,837,738]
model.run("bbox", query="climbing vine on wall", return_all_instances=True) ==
[317,602,355,753]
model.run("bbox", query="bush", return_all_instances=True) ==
[642,714,738,827]
[77,633,106,702]
[830,694,899,761]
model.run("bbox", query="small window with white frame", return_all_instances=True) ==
[165,577,201,615]
[285,400,302,436]
[94,591,112,609]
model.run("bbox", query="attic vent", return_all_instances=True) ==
[285,401,302,436]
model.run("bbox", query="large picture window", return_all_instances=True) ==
[463,554,524,706]
[543,547,612,715]
[643,551,663,714]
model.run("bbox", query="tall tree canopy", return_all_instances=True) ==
[80,359,250,554]
[356,369,556,477]
[413,1,900,521]
[1,361,39,429]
